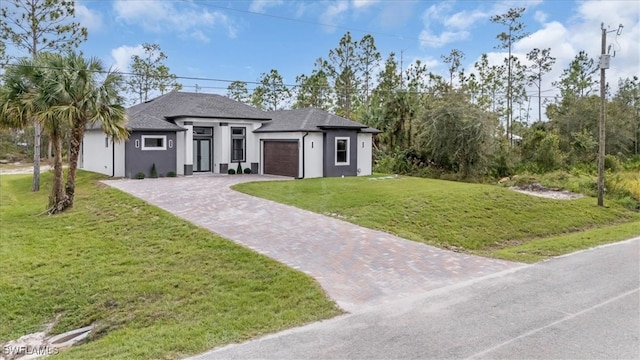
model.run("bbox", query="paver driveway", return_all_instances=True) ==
[105,175,523,312]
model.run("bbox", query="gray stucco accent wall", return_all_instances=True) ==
[323,129,358,177]
[125,131,177,178]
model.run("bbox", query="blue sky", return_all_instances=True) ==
[70,0,639,103]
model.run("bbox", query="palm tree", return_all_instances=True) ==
[0,55,68,209]
[0,52,128,213]
[47,53,128,208]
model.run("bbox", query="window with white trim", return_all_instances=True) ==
[141,135,167,150]
[335,137,350,165]
[231,127,246,162]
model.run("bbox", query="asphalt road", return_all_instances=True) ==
[189,237,640,360]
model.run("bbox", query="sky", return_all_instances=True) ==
[13,1,640,111]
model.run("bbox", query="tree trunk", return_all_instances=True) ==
[48,136,52,160]
[48,131,69,214]
[65,123,85,208]
[32,121,41,192]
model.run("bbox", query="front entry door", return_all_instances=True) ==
[193,139,211,172]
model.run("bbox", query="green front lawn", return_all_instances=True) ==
[234,176,640,262]
[0,172,340,359]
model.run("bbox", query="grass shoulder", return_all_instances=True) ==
[0,172,340,359]
[233,175,640,262]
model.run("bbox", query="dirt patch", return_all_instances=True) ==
[0,165,52,175]
[510,183,584,200]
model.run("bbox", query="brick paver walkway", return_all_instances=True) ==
[105,175,523,312]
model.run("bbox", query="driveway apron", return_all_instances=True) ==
[104,175,522,312]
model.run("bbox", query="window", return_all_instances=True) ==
[141,135,167,150]
[231,127,246,162]
[335,137,350,165]
[194,127,212,136]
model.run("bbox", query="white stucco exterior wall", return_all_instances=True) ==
[304,132,324,178]
[357,133,373,176]
[114,140,125,177]
[175,130,185,175]
[81,130,125,177]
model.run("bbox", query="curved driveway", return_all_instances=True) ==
[104,174,523,312]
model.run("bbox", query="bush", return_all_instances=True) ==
[374,149,412,174]
[243,168,252,174]
[236,162,243,174]
[167,171,177,177]
[150,163,158,178]
[490,138,518,178]
[521,130,565,173]
[604,154,622,172]
[227,169,236,175]
[135,172,145,179]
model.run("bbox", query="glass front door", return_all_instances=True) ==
[193,139,211,172]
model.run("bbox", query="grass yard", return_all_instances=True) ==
[0,172,340,359]
[234,176,640,262]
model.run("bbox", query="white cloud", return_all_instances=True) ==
[352,0,379,9]
[420,3,478,47]
[422,3,453,27]
[320,1,349,27]
[444,9,487,30]
[76,3,103,32]
[419,30,469,48]
[110,44,145,72]
[113,0,237,41]
[534,10,547,23]
[249,0,284,13]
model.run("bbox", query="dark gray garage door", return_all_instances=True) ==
[264,141,299,177]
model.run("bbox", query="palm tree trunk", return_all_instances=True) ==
[32,121,41,192]
[48,131,68,213]
[65,124,85,208]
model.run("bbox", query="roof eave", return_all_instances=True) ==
[253,129,324,133]
[166,114,272,121]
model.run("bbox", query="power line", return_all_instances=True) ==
[4,61,570,98]
[180,0,440,45]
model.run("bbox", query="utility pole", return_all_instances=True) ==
[597,24,607,207]
[597,23,623,207]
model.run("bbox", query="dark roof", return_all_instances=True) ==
[125,91,271,131]
[361,127,382,134]
[87,93,380,134]
[255,108,376,133]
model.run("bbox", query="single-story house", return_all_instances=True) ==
[79,91,379,179]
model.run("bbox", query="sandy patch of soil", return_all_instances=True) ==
[0,166,52,175]
[509,183,584,200]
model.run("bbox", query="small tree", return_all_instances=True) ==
[227,81,250,103]
[526,48,555,122]
[126,43,181,103]
[251,69,291,110]
[418,92,495,178]
[441,49,465,88]
[491,7,529,144]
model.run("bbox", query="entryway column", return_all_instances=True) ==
[184,121,193,175]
